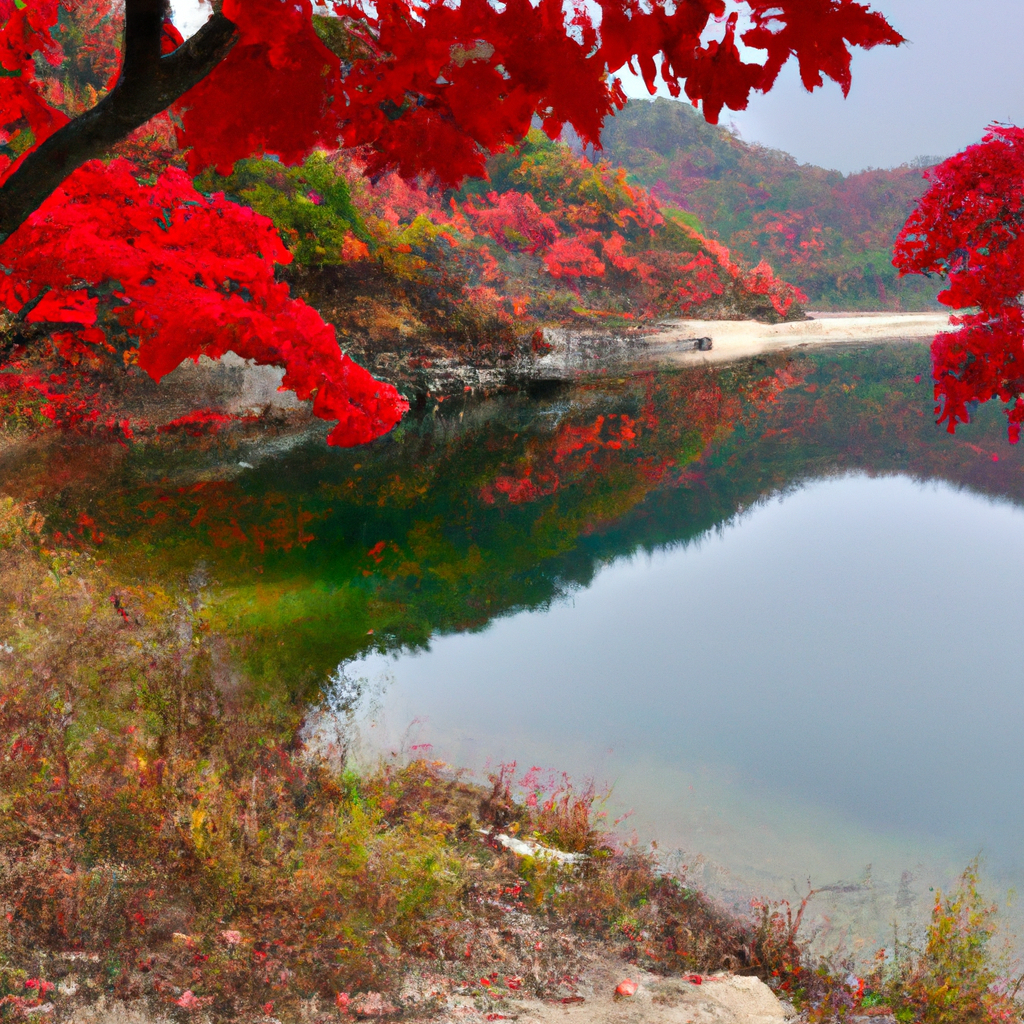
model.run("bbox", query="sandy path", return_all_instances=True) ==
[645,312,950,366]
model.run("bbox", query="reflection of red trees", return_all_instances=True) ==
[479,364,806,509]
[895,125,1024,441]
[480,413,641,504]
[135,483,319,554]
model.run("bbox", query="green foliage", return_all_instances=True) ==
[198,152,368,265]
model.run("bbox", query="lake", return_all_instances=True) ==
[11,339,1024,957]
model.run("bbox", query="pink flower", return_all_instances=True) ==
[219,929,242,945]
[175,990,213,1011]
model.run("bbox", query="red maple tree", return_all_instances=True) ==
[895,125,1024,443]
[0,0,901,444]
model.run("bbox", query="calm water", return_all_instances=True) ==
[10,340,1024,954]
[344,472,1024,950]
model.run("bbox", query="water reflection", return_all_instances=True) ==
[11,342,1024,694]
[343,473,1024,949]
[7,340,1024,949]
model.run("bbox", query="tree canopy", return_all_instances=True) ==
[894,125,1024,443]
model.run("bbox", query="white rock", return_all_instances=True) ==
[479,829,586,864]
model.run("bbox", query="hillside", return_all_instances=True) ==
[598,99,943,311]
[205,135,808,385]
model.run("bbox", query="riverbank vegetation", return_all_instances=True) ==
[2,496,1022,1023]
[0,496,793,1019]
[0,123,809,442]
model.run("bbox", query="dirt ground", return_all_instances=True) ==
[65,953,906,1024]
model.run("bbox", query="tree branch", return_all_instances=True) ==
[0,1,239,243]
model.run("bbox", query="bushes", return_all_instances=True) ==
[197,152,369,267]
[0,502,467,1012]
[863,861,1021,1024]
[0,506,770,1016]
[743,863,1024,1022]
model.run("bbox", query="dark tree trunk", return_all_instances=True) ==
[0,0,238,243]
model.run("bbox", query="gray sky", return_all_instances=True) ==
[620,0,1024,173]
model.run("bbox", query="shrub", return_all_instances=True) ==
[867,860,1022,1024]
[198,152,369,266]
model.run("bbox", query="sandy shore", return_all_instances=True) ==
[645,312,950,366]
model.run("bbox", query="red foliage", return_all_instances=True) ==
[0,0,68,180]
[465,192,559,254]
[543,232,606,280]
[479,412,643,505]
[0,160,408,445]
[742,259,803,316]
[742,0,903,98]
[157,409,238,436]
[3,0,903,189]
[175,0,346,176]
[677,225,805,315]
[671,251,726,308]
[894,124,1024,440]
[604,100,939,310]
[602,232,656,284]
[352,135,805,323]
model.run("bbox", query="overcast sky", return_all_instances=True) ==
[618,0,1024,173]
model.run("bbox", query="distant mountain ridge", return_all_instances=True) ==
[598,99,943,311]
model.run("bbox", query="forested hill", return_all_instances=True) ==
[598,98,943,311]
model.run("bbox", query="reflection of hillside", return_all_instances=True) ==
[23,342,1024,693]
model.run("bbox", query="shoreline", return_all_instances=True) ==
[640,312,949,367]
[525,311,947,383]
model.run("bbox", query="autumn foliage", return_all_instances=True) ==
[894,125,1024,444]
[0,0,409,445]
[0,160,405,445]
[245,133,808,346]
[601,99,941,311]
